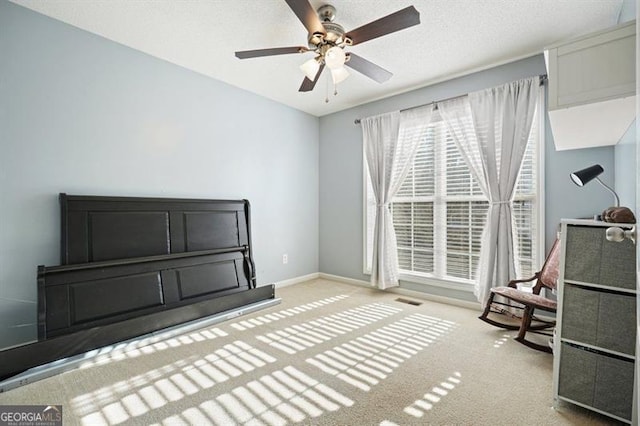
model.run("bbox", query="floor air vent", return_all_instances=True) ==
[395,297,422,306]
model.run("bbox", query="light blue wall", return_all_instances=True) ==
[0,2,319,349]
[319,55,615,302]
[618,0,636,23]
[615,121,637,209]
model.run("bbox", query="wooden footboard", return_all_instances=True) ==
[1,285,275,383]
[38,246,255,339]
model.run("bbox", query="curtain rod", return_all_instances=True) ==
[353,74,547,125]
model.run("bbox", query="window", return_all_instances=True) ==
[364,91,543,286]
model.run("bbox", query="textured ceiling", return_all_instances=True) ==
[11,0,624,117]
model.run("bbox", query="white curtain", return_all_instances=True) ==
[363,106,434,289]
[438,77,539,305]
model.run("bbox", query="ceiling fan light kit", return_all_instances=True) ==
[331,67,350,85]
[324,46,346,70]
[235,0,420,98]
[300,57,320,80]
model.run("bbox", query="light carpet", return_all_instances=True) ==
[0,279,617,425]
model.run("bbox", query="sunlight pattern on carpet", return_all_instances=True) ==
[228,295,350,331]
[401,371,462,418]
[56,289,470,425]
[157,366,354,426]
[71,341,276,425]
[493,333,511,348]
[306,314,456,391]
[255,303,403,355]
[78,327,229,369]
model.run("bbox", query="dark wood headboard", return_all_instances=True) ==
[60,194,255,277]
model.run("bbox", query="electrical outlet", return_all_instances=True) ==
[282,254,288,264]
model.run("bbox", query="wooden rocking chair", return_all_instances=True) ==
[478,239,561,353]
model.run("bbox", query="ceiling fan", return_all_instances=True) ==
[235,0,420,93]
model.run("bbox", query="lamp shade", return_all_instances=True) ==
[331,66,349,84]
[570,164,604,187]
[324,46,346,70]
[300,58,320,80]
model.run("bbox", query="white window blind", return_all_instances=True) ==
[365,91,542,285]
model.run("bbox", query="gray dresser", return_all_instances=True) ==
[553,220,637,423]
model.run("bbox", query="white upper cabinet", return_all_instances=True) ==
[545,20,636,151]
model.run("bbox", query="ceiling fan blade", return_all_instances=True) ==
[299,64,325,92]
[345,53,392,83]
[346,6,420,46]
[235,46,308,59]
[284,0,325,36]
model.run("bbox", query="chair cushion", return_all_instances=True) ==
[491,286,557,311]
[539,240,560,290]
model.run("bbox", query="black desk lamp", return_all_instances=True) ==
[570,164,619,207]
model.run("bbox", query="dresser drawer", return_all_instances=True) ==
[558,342,634,421]
[561,284,636,355]
[564,225,635,290]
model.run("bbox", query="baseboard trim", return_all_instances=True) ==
[274,273,320,289]
[318,273,372,288]
[318,273,482,311]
